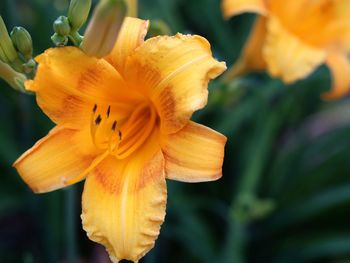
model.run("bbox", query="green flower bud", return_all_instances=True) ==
[126,0,138,17]
[81,0,127,58]
[68,0,92,31]
[51,33,69,47]
[53,16,71,36]
[0,59,27,93]
[13,75,27,93]
[0,16,18,63]
[23,58,36,74]
[10,26,33,60]
[0,46,9,63]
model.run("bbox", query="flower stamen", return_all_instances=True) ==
[95,114,102,125]
[111,103,156,159]
[90,105,99,147]
[111,120,117,131]
[108,120,122,153]
[90,104,118,149]
[66,114,124,185]
[89,103,156,160]
[107,105,111,118]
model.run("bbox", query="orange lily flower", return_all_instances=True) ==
[222,0,350,99]
[13,17,227,262]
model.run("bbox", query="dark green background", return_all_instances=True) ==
[1,0,350,262]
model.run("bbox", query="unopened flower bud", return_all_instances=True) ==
[0,46,8,63]
[53,16,71,37]
[10,26,33,60]
[68,0,92,32]
[23,58,36,74]
[0,59,27,93]
[51,33,69,47]
[126,0,137,17]
[81,0,127,58]
[0,16,18,63]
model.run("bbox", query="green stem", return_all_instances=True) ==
[65,186,78,263]
[229,113,279,261]
[241,115,279,193]
[222,93,295,262]
[68,31,83,47]
[222,220,246,263]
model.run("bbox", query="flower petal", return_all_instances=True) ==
[269,0,350,49]
[126,34,226,134]
[161,121,227,182]
[333,0,350,51]
[13,126,100,193]
[28,47,141,129]
[224,16,267,79]
[263,16,326,83]
[322,51,350,100]
[105,17,149,75]
[221,0,268,18]
[82,130,166,262]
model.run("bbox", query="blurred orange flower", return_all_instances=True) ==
[13,17,227,262]
[222,0,350,99]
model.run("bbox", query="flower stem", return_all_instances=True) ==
[68,31,83,47]
[65,186,78,263]
[223,92,295,262]
[226,114,279,262]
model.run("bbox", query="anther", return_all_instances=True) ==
[92,104,97,113]
[107,105,111,118]
[118,130,122,140]
[111,120,117,131]
[95,114,102,125]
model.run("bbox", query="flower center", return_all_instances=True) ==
[90,102,157,159]
[64,101,157,185]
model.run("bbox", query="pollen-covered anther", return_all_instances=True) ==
[111,120,117,131]
[107,120,122,154]
[95,114,102,125]
[107,105,111,118]
[66,106,122,185]
[90,104,117,149]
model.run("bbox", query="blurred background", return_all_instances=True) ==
[1,0,350,262]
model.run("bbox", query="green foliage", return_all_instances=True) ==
[1,0,350,262]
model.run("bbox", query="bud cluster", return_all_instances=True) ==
[0,17,35,93]
[1,0,131,93]
[51,0,91,47]
[51,0,128,58]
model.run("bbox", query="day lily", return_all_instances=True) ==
[13,17,227,262]
[222,0,350,99]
